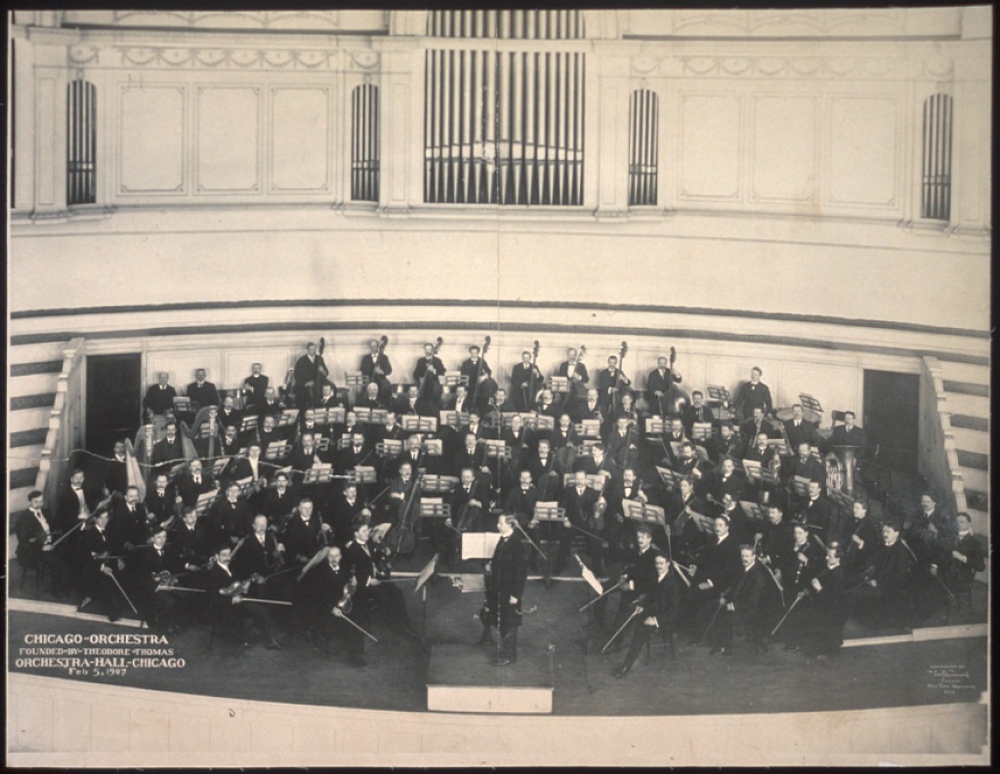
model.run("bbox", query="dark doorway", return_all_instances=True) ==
[863,370,920,476]
[86,353,142,455]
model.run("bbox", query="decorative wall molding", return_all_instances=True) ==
[630,55,951,81]
[110,10,345,30]
[105,47,349,71]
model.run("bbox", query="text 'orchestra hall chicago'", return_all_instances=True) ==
[6,7,992,766]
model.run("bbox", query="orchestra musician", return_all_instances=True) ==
[707,422,741,465]
[176,459,216,509]
[15,490,54,583]
[783,542,849,659]
[740,407,773,454]
[204,544,283,650]
[646,356,682,416]
[934,512,986,599]
[357,382,385,411]
[459,344,493,412]
[827,410,867,458]
[232,514,290,599]
[168,507,212,573]
[103,439,129,496]
[535,388,560,419]
[143,372,177,417]
[839,498,880,586]
[732,366,773,421]
[77,510,127,621]
[610,524,659,633]
[681,391,715,437]
[298,545,367,665]
[557,470,605,577]
[282,498,326,566]
[186,368,220,410]
[550,413,579,452]
[709,544,766,656]
[123,525,180,633]
[114,485,157,551]
[151,421,185,476]
[206,481,253,544]
[682,515,742,641]
[855,520,914,632]
[258,387,284,418]
[596,354,631,411]
[441,383,470,414]
[612,553,681,677]
[218,394,243,431]
[510,350,544,412]
[529,438,560,501]
[558,348,590,420]
[345,519,420,640]
[241,363,269,410]
[710,457,745,504]
[317,382,346,411]
[413,342,446,410]
[294,342,330,410]
[798,480,835,545]
[784,404,822,453]
[668,477,705,560]
[326,482,366,548]
[360,338,393,402]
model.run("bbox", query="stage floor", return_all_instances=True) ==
[7,541,989,717]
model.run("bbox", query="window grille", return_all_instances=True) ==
[628,89,658,206]
[921,93,952,221]
[428,10,583,40]
[67,79,97,206]
[351,84,380,202]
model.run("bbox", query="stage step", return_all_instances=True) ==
[942,380,989,399]
[958,467,988,494]
[427,643,553,714]
[956,449,988,471]
[8,406,54,435]
[937,359,991,386]
[951,426,989,456]
[950,414,989,433]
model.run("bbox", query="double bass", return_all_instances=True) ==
[664,346,690,418]
[610,340,630,411]
[418,336,445,407]
[527,340,542,407]
[470,335,498,409]
[372,334,390,400]
[312,336,330,409]
[567,344,588,403]
[385,451,423,557]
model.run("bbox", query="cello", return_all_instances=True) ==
[385,450,423,557]
[610,340,630,412]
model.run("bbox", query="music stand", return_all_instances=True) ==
[211,457,230,478]
[534,502,566,523]
[740,501,766,526]
[792,475,812,498]
[275,409,298,429]
[578,439,600,457]
[548,376,570,394]
[485,439,510,461]
[645,416,666,437]
[349,466,377,485]
[369,409,388,426]
[691,422,713,441]
[422,438,443,456]
[690,511,715,534]
[354,407,373,423]
[441,374,466,390]
[742,459,763,483]
[622,499,666,530]
[345,372,367,401]
[420,499,451,520]
[173,396,195,416]
[421,474,459,494]
[327,407,348,426]
[167,462,188,484]
[461,531,502,561]
[233,476,255,499]
[535,415,554,432]
[439,410,469,430]
[561,473,606,490]
[194,489,219,518]
[336,435,352,451]
[576,419,601,439]
[655,466,682,492]
[377,439,403,458]
[518,412,540,430]
[767,438,789,455]
[316,437,331,454]
[303,464,334,486]
[265,441,290,461]
[828,487,854,510]
[799,394,824,425]
[500,412,520,428]
[239,415,259,435]
[402,415,438,434]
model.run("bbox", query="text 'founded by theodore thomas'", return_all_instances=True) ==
[15,633,185,677]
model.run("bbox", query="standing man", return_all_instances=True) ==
[360,338,393,403]
[143,372,177,418]
[460,344,494,413]
[413,342,447,411]
[510,350,544,413]
[646,355,682,417]
[294,342,329,410]
[186,369,220,410]
[242,363,269,410]
[557,347,589,420]
[733,367,773,422]
[596,354,631,413]
[480,513,528,666]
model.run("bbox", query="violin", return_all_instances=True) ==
[370,537,393,581]
[336,579,354,615]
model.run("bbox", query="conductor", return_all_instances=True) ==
[479,513,528,666]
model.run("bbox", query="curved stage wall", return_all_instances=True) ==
[7,673,989,765]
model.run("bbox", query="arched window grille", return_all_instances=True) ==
[67,78,97,206]
[628,89,658,206]
[427,10,583,40]
[351,84,379,202]
[921,93,952,221]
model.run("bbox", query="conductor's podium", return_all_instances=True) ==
[427,644,553,714]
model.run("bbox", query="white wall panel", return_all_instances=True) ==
[752,95,817,202]
[679,94,742,199]
[828,96,898,206]
[270,87,330,192]
[145,351,221,395]
[196,86,260,193]
[222,347,297,392]
[119,85,186,194]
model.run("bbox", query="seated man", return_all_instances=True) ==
[205,481,252,545]
[826,410,867,458]
[682,515,742,640]
[612,553,681,678]
[123,525,179,633]
[176,459,216,509]
[783,404,821,453]
[557,470,604,576]
[345,519,419,640]
[296,544,367,665]
[681,390,715,437]
[77,512,128,621]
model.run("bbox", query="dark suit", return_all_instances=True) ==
[206,497,252,543]
[168,521,212,571]
[828,424,867,457]
[294,353,330,408]
[143,384,177,415]
[297,559,364,657]
[242,374,269,408]
[558,484,603,572]
[326,494,365,547]
[784,419,821,453]
[645,367,681,413]
[483,532,528,662]
[282,514,324,564]
[123,544,176,630]
[510,362,542,412]
[360,352,393,401]
[104,455,129,495]
[682,403,715,436]
[733,381,773,420]
[345,539,412,633]
[151,435,185,474]
[204,562,279,643]
[176,471,216,508]
[713,561,766,651]
[78,526,127,619]
[619,568,682,672]
[217,406,244,429]
[15,509,51,569]
[799,495,834,543]
[186,381,220,409]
